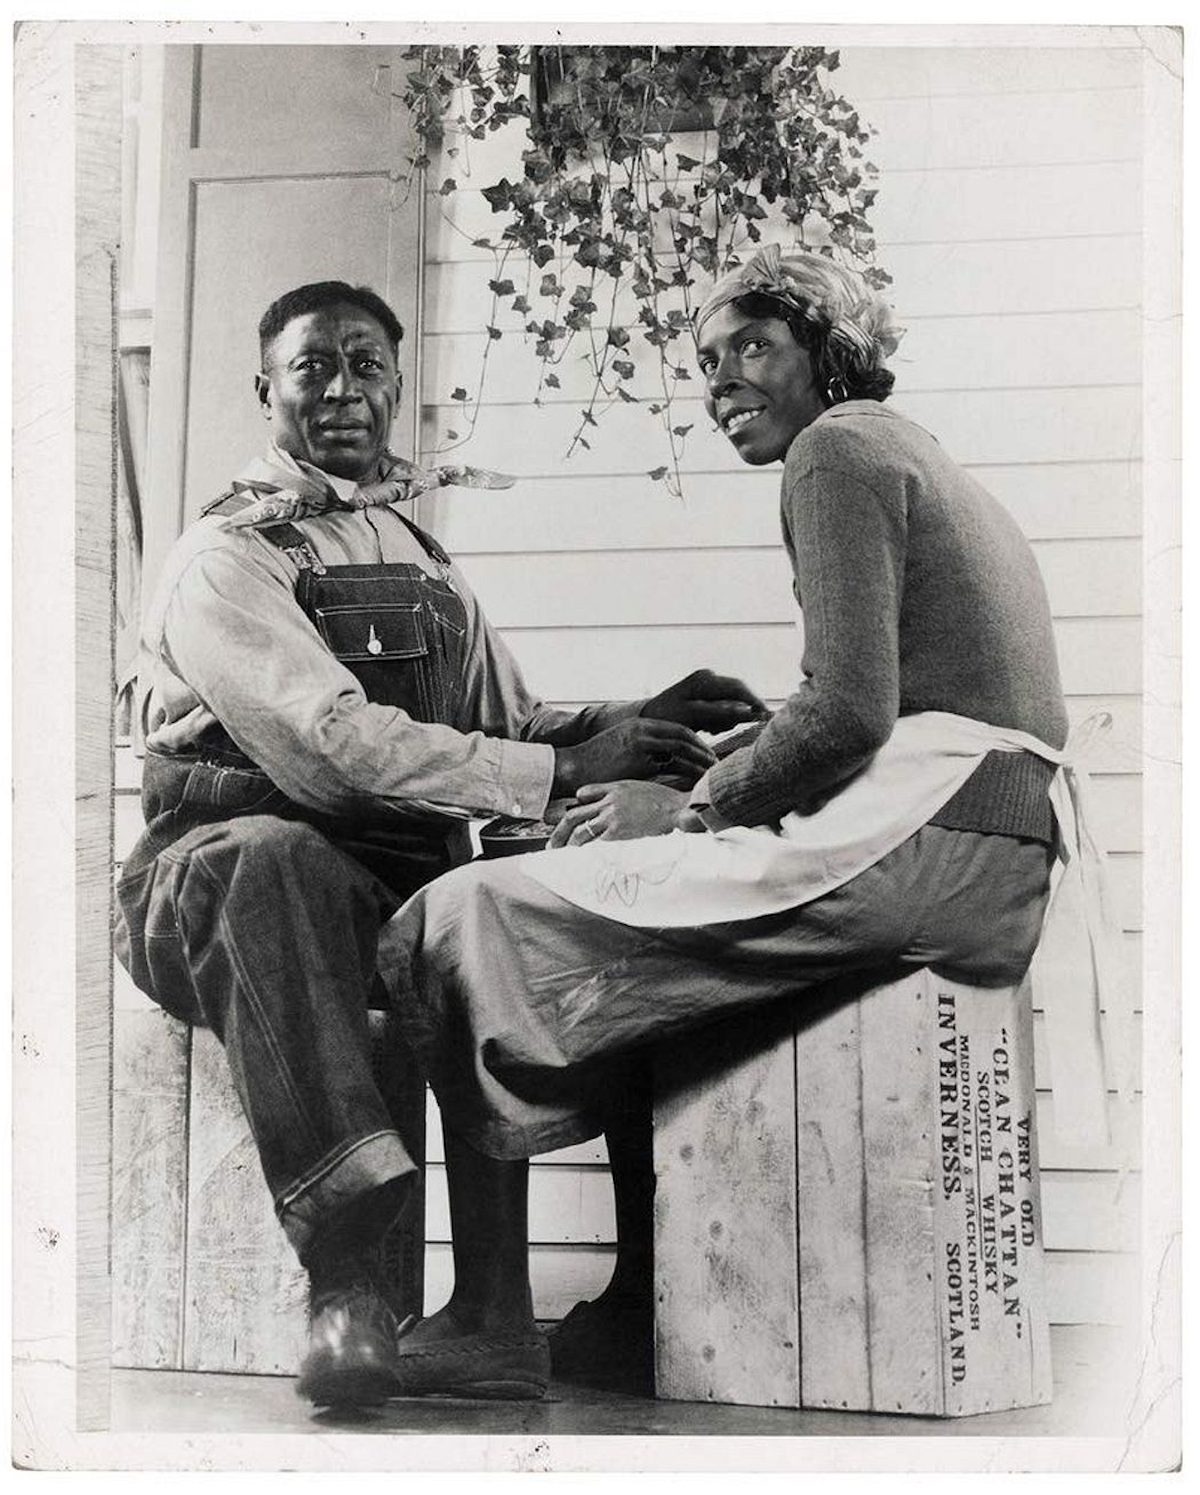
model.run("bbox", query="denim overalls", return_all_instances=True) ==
[113,502,476,1245]
[121,500,473,916]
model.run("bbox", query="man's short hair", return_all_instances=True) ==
[258,282,404,366]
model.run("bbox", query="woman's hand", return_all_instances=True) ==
[641,668,768,733]
[547,781,692,849]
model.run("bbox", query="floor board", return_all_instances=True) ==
[110,1324,1135,1442]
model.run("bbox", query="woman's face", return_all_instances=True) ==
[697,304,826,465]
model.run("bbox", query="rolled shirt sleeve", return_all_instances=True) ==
[159,539,560,821]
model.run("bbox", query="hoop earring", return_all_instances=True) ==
[825,375,849,406]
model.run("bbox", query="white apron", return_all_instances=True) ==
[523,711,1134,1146]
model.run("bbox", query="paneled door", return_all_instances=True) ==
[142,43,424,595]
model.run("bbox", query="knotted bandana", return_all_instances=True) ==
[222,450,516,531]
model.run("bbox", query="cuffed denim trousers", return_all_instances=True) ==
[114,748,462,1257]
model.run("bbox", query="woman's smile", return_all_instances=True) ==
[698,304,827,465]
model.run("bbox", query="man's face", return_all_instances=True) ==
[256,303,402,481]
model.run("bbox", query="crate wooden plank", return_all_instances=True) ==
[855,972,944,1414]
[110,1006,190,1370]
[653,1003,800,1408]
[181,1027,310,1375]
[794,992,872,1410]
[841,974,1050,1415]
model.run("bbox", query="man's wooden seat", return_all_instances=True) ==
[653,968,1052,1416]
[112,1000,425,1374]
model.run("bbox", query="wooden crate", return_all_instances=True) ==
[112,1003,426,1374]
[654,969,1052,1417]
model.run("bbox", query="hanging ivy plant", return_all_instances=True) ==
[395,43,888,494]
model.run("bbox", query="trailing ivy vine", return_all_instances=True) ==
[393,44,888,494]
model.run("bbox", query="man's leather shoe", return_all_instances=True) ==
[296,1282,400,1408]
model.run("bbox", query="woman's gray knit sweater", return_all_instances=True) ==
[704,402,1069,834]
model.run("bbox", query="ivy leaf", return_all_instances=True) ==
[488,278,516,297]
[512,295,531,314]
[471,237,493,249]
[647,466,669,481]
[581,408,598,427]
[675,153,700,171]
[672,423,693,438]
[544,372,561,389]
[607,326,630,349]
[532,243,556,268]
[487,325,503,340]
[481,178,514,212]
[616,386,638,403]
[578,436,591,450]
[612,358,635,379]
[445,429,460,441]
[649,403,664,415]
[439,178,457,196]
[451,387,469,402]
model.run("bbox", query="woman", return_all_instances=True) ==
[376,244,1071,1399]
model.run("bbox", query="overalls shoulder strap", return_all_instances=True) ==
[393,511,453,569]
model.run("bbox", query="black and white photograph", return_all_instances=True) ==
[11,15,1183,1475]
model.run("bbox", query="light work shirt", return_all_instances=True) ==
[140,448,641,821]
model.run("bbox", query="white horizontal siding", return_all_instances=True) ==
[477,617,1140,701]
[455,539,1139,625]
[423,235,1139,341]
[420,387,1141,476]
[428,161,1138,256]
[423,309,1141,404]
[417,43,1145,1332]
[424,462,1141,552]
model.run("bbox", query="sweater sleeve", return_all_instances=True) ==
[704,423,908,826]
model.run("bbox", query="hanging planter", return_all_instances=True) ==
[397,43,888,495]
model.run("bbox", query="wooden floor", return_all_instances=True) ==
[110,1325,1135,1442]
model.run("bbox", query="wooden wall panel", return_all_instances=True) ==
[192,44,397,153]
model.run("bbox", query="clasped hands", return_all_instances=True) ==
[548,669,765,849]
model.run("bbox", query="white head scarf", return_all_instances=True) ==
[695,244,904,397]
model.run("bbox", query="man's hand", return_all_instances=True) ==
[552,719,715,797]
[640,669,768,733]
[548,781,691,848]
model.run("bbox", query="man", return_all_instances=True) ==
[114,280,763,1408]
